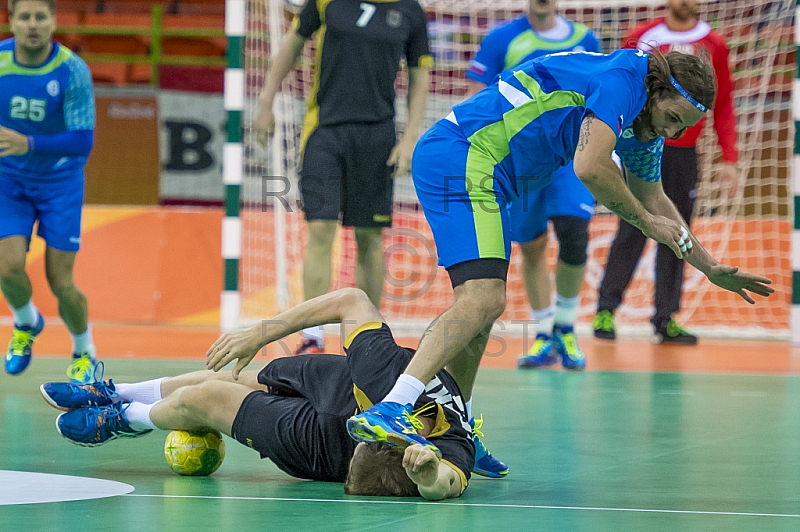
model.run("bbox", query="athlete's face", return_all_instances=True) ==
[10,0,55,54]
[666,0,699,23]
[633,95,705,142]
[529,0,557,18]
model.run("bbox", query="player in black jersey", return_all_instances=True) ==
[43,289,472,500]
[255,0,432,355]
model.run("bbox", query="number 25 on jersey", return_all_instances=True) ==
[10,96,46,122]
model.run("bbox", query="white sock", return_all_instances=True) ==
[554,294,579,329]
[71,325,94,356]
[531,306,554,337]
[115,377,166,405]
[301,325,325,347]
[11,300,39,327]
[124,401,158,431]
[466,398,473,421]
[383,374,425,406]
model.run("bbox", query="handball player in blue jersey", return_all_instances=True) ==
[0,0,98,382]
[347,48,774,455]
[467,0,600,372]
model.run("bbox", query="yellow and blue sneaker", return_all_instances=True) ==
[56,402,151,447]
[553,325,586,371]
[347,402,441,457]
[41,375,117,412]
[5,313,45,375]
[517,333,558,368]
[471,415,509,478]
[67,349,101,384]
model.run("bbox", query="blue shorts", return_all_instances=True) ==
[412,119,512,269]
[509,162,595,244]
[0,173,85,252]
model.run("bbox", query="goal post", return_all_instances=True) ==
[233,0,794,339]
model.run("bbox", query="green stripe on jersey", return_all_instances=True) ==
[0,47,72,76]
[463,73,585,259]
[503,25,590,70]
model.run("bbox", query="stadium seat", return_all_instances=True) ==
[54,11,84,51]
[161,13,225,57]
[82,13,152,84]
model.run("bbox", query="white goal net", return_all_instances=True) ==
[240,0,794,338]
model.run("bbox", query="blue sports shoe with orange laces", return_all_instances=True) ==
[518,333,558,368]
[471,415,509,478]
[553,325,586,371]
[5,312,45,375]
[347,402,441,457]
[56,402,152,447]
[41,371,117,412]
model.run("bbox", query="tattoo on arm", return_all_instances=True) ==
[607,201,642,228]
[577,112,595,152]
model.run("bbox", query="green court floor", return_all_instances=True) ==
[2,358,799,531]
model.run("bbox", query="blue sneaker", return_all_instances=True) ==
[41,376,117,412]
[67,349,100,384]
[553,325,586,371]
[56,402,152,447]
[5,313,45,375]
[471,415,509,478]
[518,333,558,368]
[347,402,441,457]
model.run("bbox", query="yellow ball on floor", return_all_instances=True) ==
[164,428,225,476]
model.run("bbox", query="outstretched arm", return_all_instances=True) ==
[627,170,774,303]
[206,288,383,377]
[402,444,463,500]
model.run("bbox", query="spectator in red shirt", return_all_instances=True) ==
[593,0,739,344]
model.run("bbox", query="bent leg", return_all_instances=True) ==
[406,277,506,386]
[0,236,33,308]
[160,369,264,398]
[44,247,88,335]
[150,380,254,435]
[519,235,551,310]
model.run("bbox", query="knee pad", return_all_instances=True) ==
[551,216,589,266]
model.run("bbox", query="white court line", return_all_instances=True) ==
[124,494,800,518]
[730,391,768,397]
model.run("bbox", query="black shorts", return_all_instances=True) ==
[230,355,358,482]
[344,324,415,405]
[300,120,396,228]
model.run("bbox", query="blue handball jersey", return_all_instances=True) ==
[451,49,664,201]
[467,15,600,86]
[0,39,95,181]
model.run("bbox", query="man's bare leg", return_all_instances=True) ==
[160,369,264,397]
[402,278,506,388]
[150,380,255,435]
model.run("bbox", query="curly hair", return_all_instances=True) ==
[344,443,421,497]
[646,49,716,111]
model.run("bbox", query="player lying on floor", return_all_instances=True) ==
[42,288,494,500]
